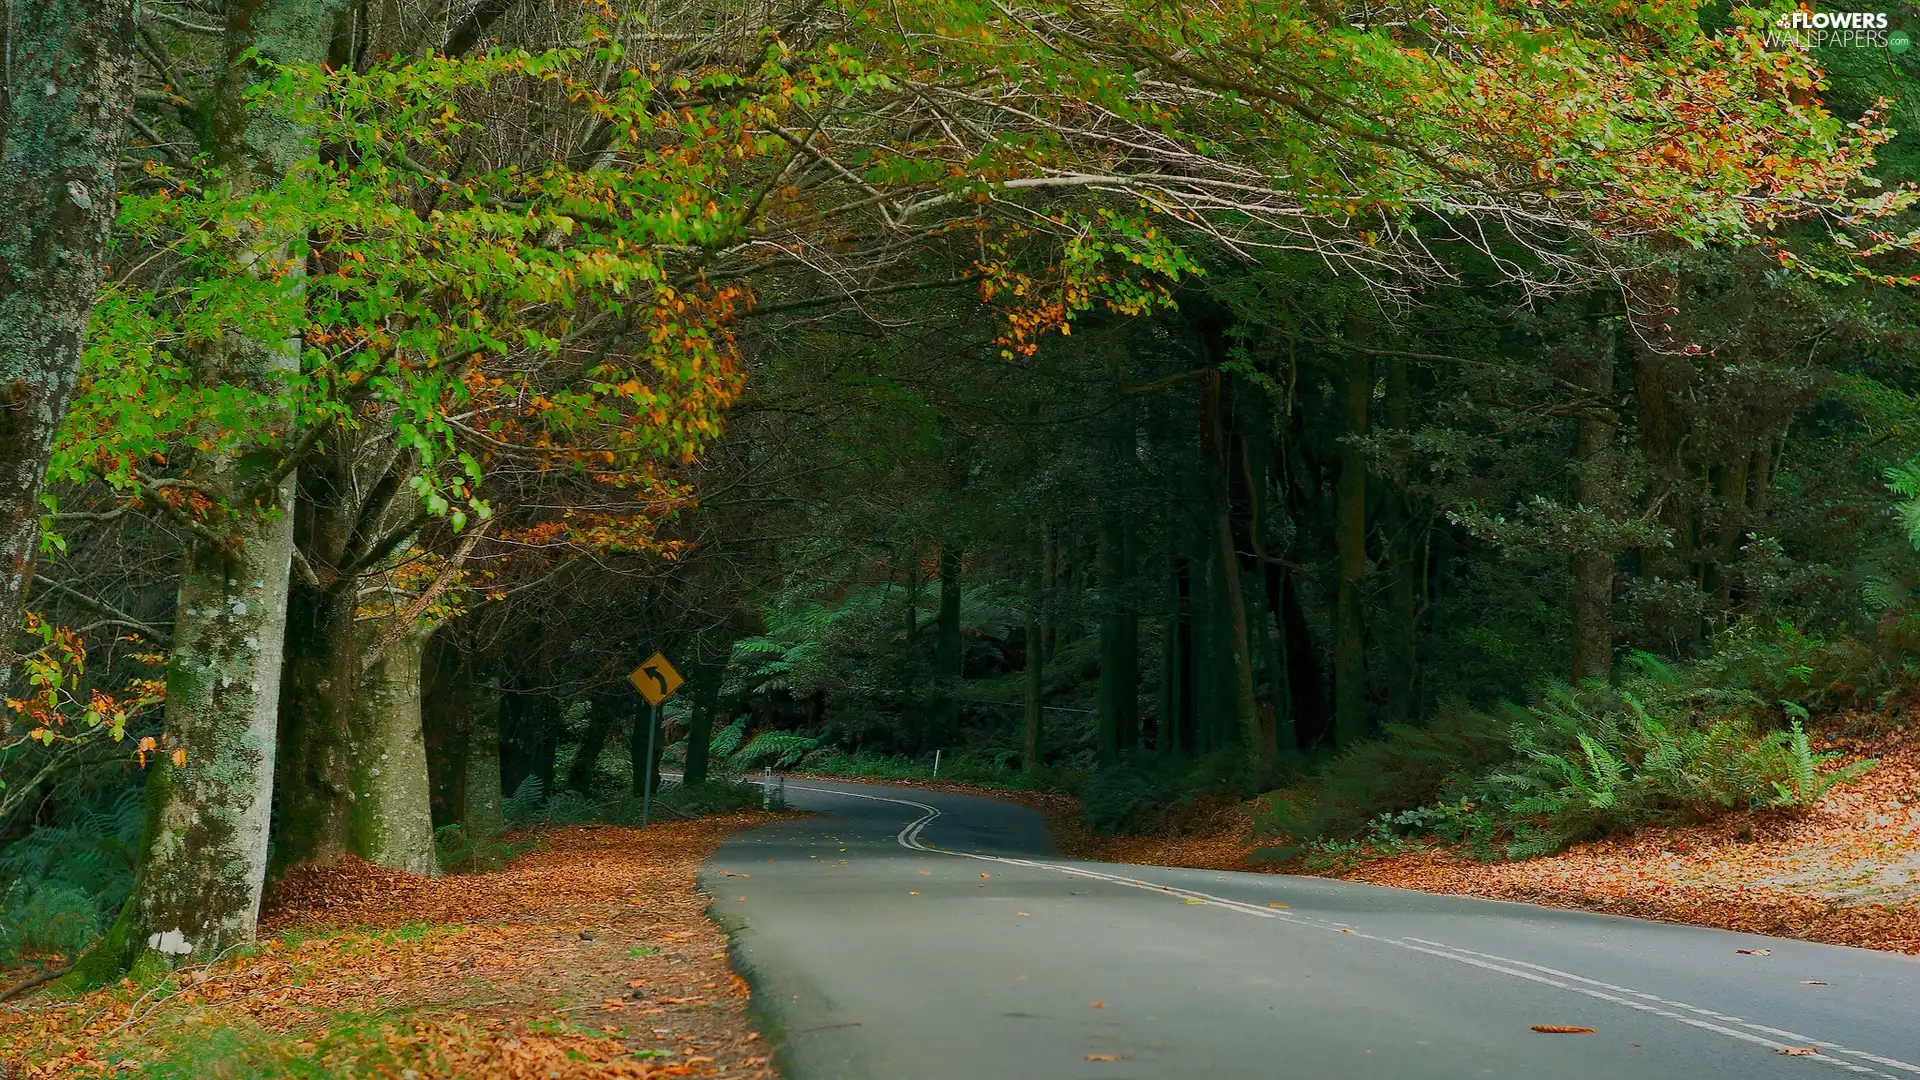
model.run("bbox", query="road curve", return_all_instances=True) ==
[700,779,1920,1080]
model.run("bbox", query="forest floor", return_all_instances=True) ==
[0,812,788,1079]
[1027,730,1920,955]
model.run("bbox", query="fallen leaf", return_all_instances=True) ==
[1267,902,1290,908]
[1736,948,1771,955]
[1777,1046,1819,1056]
[1090,1001,1106,1008]
[1531,1026,1596,1034]
[1016,911,1030,916]
[1338,928,1353,934]
[919,870,931,875]
[1085,1053,1126,1062]
[981,873,991,879]
[1800,980,1828,985]
[909,891,919,896]
[1184,898,1206,905]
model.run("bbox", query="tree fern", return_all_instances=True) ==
[731,731,822,770]
[708,717,748,762]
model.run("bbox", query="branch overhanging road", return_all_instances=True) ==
[701,780,1920,1080]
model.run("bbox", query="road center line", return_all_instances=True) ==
[777,782,1916,1078]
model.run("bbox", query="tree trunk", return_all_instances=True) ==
[1237,404,1294,763]
[1334,354,1369,747]
[932,545,962,745]
[1570,319,1618,682]
[1709,451,1751,609]
[682,657,728,786]
[1198,371,1271,780]
[1257,563,1294,759]
[107,463,297,972]
[462,683,503,839]
[1096,505,1138,765]
[349,623,437,875]
[0,0,139,688]
[1163,551,1193,756]
[86,0,352,981]
[564,701,620,794]
[1382,357,1418,724]
[1024,558,1044,775]
[268,582,356,875]
[1039,525,1056,663]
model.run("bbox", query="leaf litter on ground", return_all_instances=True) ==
[0,813,789,1078]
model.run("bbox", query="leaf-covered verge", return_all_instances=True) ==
[0,816,786,1078]
[1022,720,1920,956]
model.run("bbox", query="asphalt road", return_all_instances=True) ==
[700,779,1920,1080]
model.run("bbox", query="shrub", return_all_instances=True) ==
[1080,751,1243,837]
[1394,688,1874,860]
[1258,649,1880,862]
[1254,700,1514,844]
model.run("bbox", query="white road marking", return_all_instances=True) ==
[776,782,1918,1079]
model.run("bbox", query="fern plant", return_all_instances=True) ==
[1769,719,1877,808]
[708,717,748,761]
[0,789,144,963]
[731,731,822,770]
[501,775,548,827]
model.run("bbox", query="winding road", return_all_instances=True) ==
[700,780,1920,1079]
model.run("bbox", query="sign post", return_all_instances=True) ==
[628,651,685,827]
[642,702,659,826]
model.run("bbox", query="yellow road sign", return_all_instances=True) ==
[629,651,684,706]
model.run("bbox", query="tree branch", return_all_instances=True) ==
[31,576,170,644]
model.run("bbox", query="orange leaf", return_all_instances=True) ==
[1532,1026,1596,1034]
[1777,1046,1819,1056]
[1085,1053,1125,1062]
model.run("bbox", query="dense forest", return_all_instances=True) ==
[0,0,1917,991]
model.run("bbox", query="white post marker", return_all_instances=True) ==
[932,749,941,779]
[763,767,773,809]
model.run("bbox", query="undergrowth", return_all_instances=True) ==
[1258,641,1881,862]
[1078,751,1247,836]
[434,774,773,874]
[0,789,143,967]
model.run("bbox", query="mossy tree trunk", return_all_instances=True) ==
[349,621,437,875]
[89,0,352,979]
[0,0,139,687]
[106,486,297,972]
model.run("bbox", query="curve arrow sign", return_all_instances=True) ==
[629,651,684,706]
